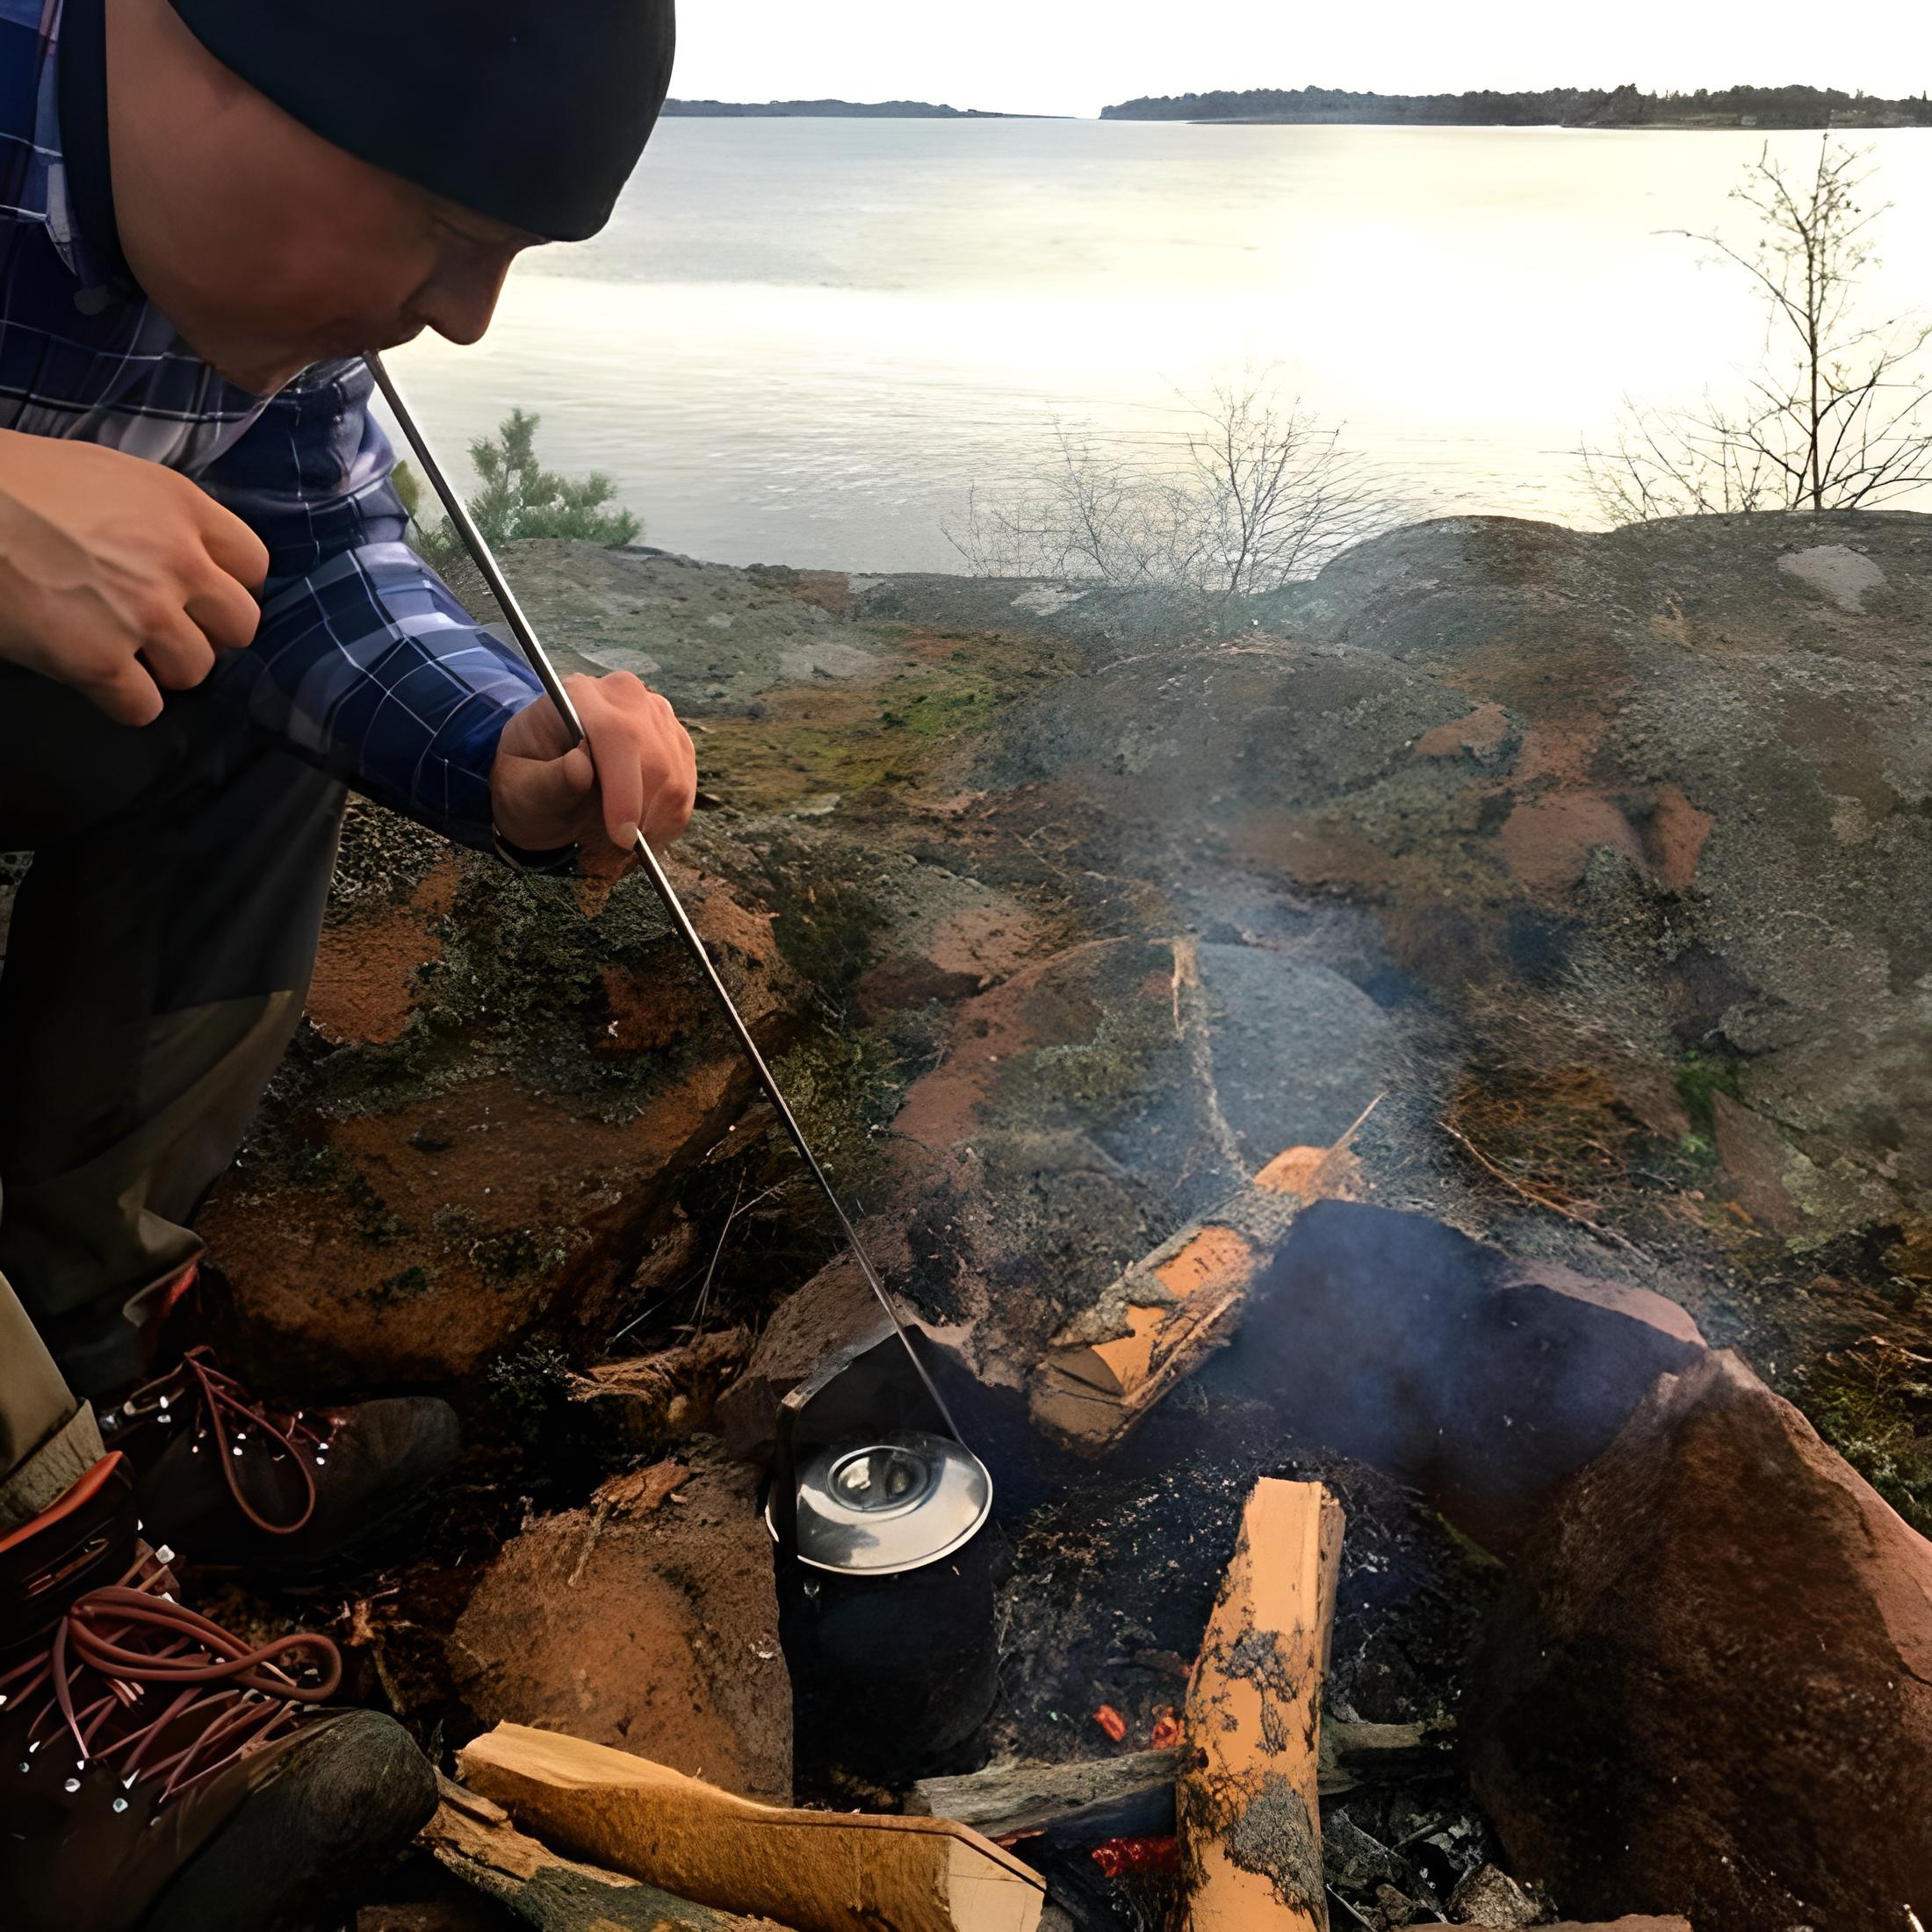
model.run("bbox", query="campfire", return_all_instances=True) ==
[187,518,1932,1932]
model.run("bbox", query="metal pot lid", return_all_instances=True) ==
[780,1431,993,1576]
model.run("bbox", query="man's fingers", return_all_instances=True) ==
[642,738,697,846]
[185,566,263,653]
[499,688,578,761]
[138,611,218,692]
[78,652,164,727]
[501,742,595,835]
[575,680,647,849]
[506,738,587,823]
[194,497,271,592]
[490,674,696,859]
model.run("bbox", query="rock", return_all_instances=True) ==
[202,841,795,1385]
[1710,1092,1806,1235]
[1469,1351,1932,1931]
[854,864,1043,1019]
[887,934,1250,1344]
[1194,944,1398,1166]
[1229,1200,1708,1556]
[994,510,1932,1247]
[716,1256,890,1463]
[437,540,878,717]
[450,1445,791,1806]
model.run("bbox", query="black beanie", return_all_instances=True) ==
[168,0,675,242]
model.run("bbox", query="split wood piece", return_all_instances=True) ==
[1178,1479,1344,1931]
[459,1723,1046,1932]
[1029,1113,1369,1456]
[423,1795,793,1931]
[907,1747,1189,1840]
[904,1718,1441,1847]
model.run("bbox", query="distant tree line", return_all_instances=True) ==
[1101,83,1932,128]
[660,98,1004,119]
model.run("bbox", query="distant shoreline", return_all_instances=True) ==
[1101,83,1932,130]
[659,87,1932,132]
[661,97,1029,119]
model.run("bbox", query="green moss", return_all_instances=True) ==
[1806,1352,1932,1533]
[370,1264,432,1305]
[467,1225,579,1284]
[755,837,888,1019]
[995,996,1176,1125]
[769,1026,910,1207]
[484,1341,576,1439]
[879,683,1000,738]
[1674,1050,1743,1132]
[307,854,713,1119]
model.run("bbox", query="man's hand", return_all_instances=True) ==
[0,429,269,725]
[490,671,697,875]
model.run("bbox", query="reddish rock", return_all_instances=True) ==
[204,854,794,1385]
[310,858,460,1048]
[854,869,1043,1019]
[1634,782,1712,892]
[886,934,1254,1352]
[1413,701,1512,761]
[1710,1092,1806,1236]
[1231,1200,1707,1556]
[450,1445,790,1806]
[1496,792,1644,894]
[715,1255,889,1462]
[1469,1352,1932,1931]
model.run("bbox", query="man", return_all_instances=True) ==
[0,0,690,1923]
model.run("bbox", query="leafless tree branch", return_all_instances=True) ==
[948,380,1401,604]
[1582,138,1932,523]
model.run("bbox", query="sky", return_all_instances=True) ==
[672,0,1932,119]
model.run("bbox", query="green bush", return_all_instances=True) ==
[395,407,641,569]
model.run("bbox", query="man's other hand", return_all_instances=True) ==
[489,672,697,874]
[0,429,269,725]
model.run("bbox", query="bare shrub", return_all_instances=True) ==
[951,382,1396,600]
[1584,139,1932,522]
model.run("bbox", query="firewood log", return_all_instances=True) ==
[1178,1480,1344,1931]
[423,1794,791,1930]
[907,1747,1189,1840]
[458,1724,1045,1932]
[1029,1114,1370,1455]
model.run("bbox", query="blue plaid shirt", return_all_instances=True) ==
[0,0,544,849]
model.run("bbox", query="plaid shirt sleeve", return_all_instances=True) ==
[196,357,544,852]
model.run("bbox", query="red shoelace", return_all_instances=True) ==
[1,1549,341,1806]
[114,1347,335,1536]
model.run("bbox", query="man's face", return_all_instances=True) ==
[108,0,540,393]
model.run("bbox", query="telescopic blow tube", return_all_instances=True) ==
[367,353,963,1445]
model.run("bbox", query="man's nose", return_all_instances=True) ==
[415,250,519,348]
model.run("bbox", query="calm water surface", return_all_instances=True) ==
[382,120,1932,573]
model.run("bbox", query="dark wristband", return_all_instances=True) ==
[491,826,580,877]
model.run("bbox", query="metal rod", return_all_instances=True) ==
[367,353,963,1442]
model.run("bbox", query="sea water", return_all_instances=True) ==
[383,118,1932,572]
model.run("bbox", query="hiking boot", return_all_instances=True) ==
[100,1346,460,1575]
[0,1454,436,1932]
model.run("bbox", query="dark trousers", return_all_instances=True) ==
[0,663,342,1520]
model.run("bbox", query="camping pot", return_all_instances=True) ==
[768,1323,1004,1781]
